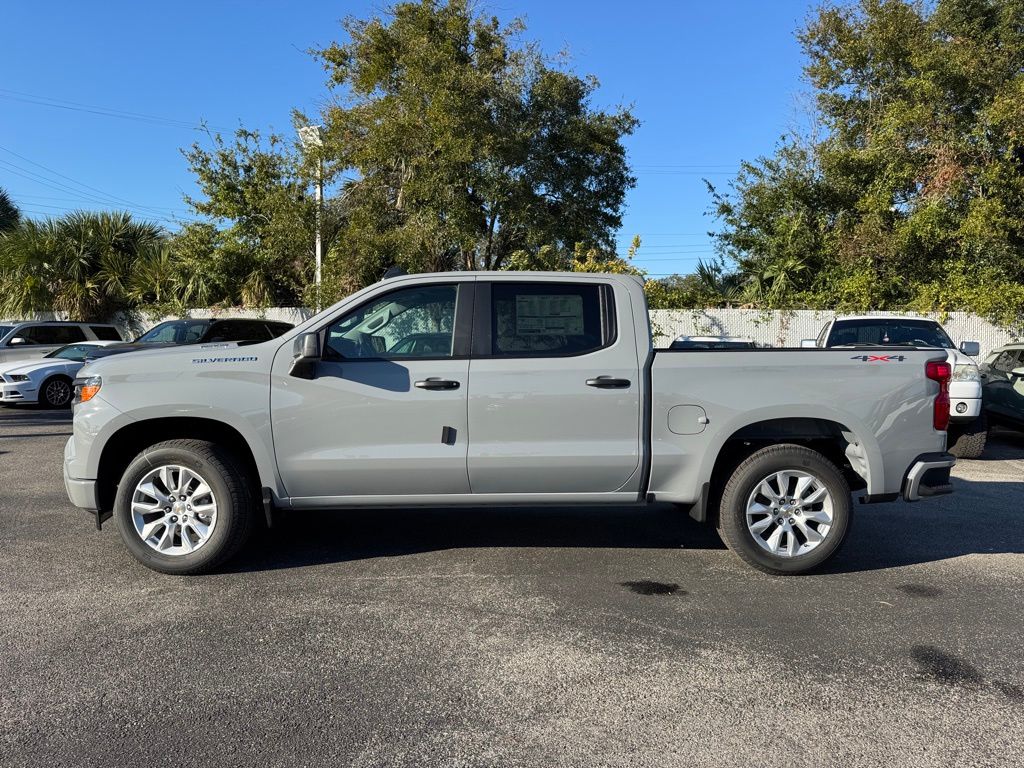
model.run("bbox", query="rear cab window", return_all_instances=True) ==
[203,322,272,343]
[827,319,954,348]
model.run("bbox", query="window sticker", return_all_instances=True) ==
[515,294,584,335]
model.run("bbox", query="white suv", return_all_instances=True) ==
[0,322,123,364]
[805,316,985,458]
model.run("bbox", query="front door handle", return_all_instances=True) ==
[415,377,460,390]
[586,376,631,389]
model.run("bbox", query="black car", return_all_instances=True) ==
[85,318,293,361]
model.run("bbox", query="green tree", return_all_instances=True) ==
[182,129,339,307]
[0,188,19,232]
[0,211,164,320]
[711,0,1024,325]
[307,0,637,297]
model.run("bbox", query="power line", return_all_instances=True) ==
[11,193,192,215]
[0,145,176,214]
[0,88,232,133]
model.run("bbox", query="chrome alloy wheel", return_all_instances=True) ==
[131,465,218,556]
[745,469,834,558]
[45,378,72,406]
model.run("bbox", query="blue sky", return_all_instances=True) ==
[0,0,814,277]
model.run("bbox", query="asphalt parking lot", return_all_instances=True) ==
[2,408,1023,768]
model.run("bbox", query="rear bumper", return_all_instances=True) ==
[903,452,956,501]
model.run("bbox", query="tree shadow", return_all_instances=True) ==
[231,474,1024,575]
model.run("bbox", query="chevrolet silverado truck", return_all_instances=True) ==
[803,316,985,458]
[64,272,956,576]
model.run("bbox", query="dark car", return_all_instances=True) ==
[980,343,1024,431]
[85,318,293,361]
[670,335,757,350]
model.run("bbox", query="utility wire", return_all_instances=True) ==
[0,88,232,133]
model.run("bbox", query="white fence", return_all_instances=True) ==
[7,307,1020,360]
[649,309,1019,359]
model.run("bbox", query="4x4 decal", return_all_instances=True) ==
[850,354,907,362]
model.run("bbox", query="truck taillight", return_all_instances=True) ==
[926,361,951,431]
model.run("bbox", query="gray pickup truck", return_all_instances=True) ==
[64,272,956,575]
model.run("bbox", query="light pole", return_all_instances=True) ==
[298,125,324,311]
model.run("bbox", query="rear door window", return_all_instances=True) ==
[486,283,611,357]
[23,325,86,344]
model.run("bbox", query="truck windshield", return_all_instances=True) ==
[828,320,955,348]
[136,320,212,344]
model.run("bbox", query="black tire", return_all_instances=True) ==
[947,412,987,459]
[39,375,74,409]
[113,439,256,575]
[717,444,852,575]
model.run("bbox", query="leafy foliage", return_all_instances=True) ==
[306,0,637,302]
[181,129,337,307]
[0,188,19,232]
[0,211,164,321]
[710,0,1024,327]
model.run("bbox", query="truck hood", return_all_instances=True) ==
[79,340,276,378]
[0,358,73,377]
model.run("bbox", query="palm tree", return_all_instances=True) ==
[694,259,744,306]
[0,211,164,320]
[0,188,19,232]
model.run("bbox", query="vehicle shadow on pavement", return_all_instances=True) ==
[231,472,1024,574]
[980,427,1024,461]
[231,503,727,573]
[823,474,1024,574]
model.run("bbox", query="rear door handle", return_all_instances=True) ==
[414,377,460,390]
[586,376,631,389]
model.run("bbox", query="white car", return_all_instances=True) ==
[0,341,121,408]
[804,316,985,458]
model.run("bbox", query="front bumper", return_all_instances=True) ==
[948,397,981,420]
[0,382,38,404]
[903,452,956,501]
[63,437,99,511]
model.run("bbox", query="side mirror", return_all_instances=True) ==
[800,339,817,348]
[289,332,321,380]
[1011,367,1024,379]
[959,340,980,356]
[8,336,28,346]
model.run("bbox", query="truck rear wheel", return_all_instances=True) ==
[113,439,255,575]
[717,444,852,575]
[947,412,987,459]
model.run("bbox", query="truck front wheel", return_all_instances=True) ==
[717,444,852,575]
[113,439,256,575]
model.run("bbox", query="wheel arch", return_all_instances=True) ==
[96,417,266,512]
[39,373,74,406]
[695,415,872,524]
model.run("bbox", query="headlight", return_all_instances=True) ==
[952,364,980,382]
[9,374,29,382]
[73,375,102,404]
